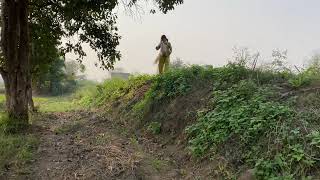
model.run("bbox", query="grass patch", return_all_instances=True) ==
[53,120,85,134]
[0,94,80,113]
[0,94,5,111]
[34,96,81,112]
[147,122,161,135]
[0,113,38,175]
[76,75,153,108]
[94,133,111,146]
[0,133,38,175]
[151,158,169,171]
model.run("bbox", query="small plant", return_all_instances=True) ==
[288,72,313,88]
[54,121,83,134]
[94,133,111,145]
[147,122,161,134]
[151,158,168,171]
[308,131,320,149]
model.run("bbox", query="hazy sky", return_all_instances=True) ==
[2,0,319,82]
[75,0,320,81]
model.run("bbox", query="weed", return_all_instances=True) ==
[129,137,139,147]
[94,133,111,145]
[54,121,83,134]
[288,73,312,88]
[151,158,168,171]
[147,122,161,135]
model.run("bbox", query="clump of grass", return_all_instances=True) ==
[54,120,84,134]
[151,158,169,171]
[147,122,161,135]
[0,133,38,173]
[94,133,111,145]
[0,113,38,175]
[0,114,29,134]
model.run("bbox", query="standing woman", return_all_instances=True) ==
[155,35,172,74]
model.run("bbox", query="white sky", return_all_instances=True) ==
[75,0,320,81]
[2,0,319,83]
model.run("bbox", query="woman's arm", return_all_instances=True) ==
[156,42,161,50]
[168,42,172,53]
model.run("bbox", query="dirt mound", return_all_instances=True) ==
[143,85,212,139]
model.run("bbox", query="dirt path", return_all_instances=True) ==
[6,111,189,180]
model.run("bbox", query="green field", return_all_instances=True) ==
[0,94,81,113]
[33,96,81,112]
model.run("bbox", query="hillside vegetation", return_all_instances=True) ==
[77,62,320,179]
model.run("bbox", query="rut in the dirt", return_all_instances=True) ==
[7,111,184,180]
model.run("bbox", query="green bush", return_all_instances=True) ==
[186,79,320,178]
[186,80,292,156]
[288,56,320,88]
[146,64,252,102]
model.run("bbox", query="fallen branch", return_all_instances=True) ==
[280,87,320,99]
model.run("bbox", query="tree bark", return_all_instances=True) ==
[1,0,30,125]
[27,77,35,112]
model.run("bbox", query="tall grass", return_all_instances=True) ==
[78,63,320,179]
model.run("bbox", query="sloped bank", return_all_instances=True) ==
[78,64,320,179]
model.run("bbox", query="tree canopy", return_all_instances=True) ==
[0,0,184,125]
[28,0,184,70]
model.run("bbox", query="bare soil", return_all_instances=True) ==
[3,110,217,180]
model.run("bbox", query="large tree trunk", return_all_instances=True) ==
[1,0,30,125]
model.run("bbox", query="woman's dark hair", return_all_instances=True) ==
[161,35,167,41]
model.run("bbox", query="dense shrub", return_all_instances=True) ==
[186,79,320,179]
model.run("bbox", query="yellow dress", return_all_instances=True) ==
[155,40,172,74]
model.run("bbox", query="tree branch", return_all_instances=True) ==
[280,87,320,99]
